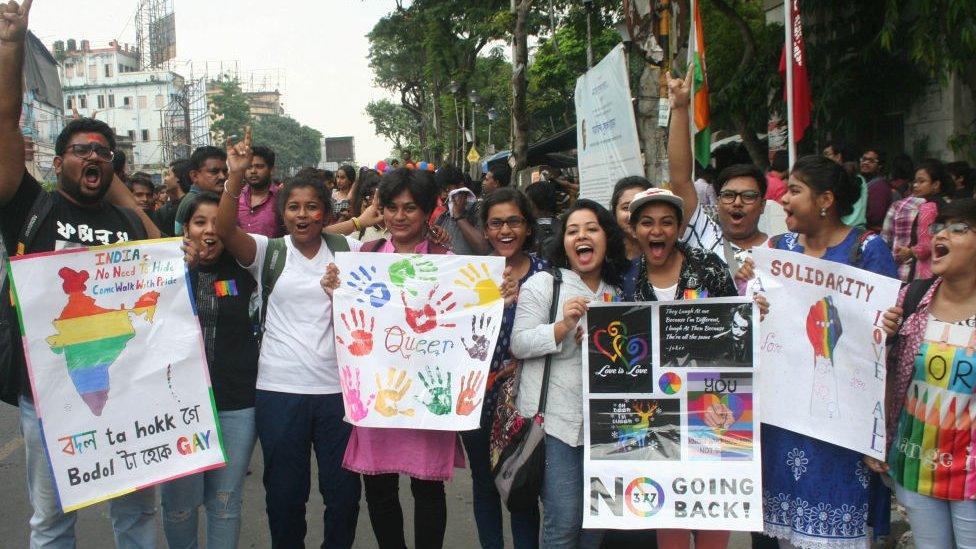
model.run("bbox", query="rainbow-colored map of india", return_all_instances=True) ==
[45,267,159,416]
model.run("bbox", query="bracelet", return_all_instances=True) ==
[227,188,241,199]
[351,216,362,231]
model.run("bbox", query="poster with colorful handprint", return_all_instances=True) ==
[751,247,900,459]
[332,253,505,430]
[583,299,763,531]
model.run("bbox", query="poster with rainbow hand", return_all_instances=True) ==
[752,247,900,458]
[7,239,224,512]
[332,253,504,430]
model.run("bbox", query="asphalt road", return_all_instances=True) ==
[0,403,754,548]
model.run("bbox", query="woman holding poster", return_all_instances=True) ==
[326,168,458,549]
[760,156,897,549]
[874,198,976,548]
[510,200,630,548]
[162,192,259,549]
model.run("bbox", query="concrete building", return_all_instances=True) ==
[245,90,284,119]
[55,38,185,172]
[22,31,65,183]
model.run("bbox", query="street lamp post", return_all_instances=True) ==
[450,80,461,165]
[468,89,481,178]
[487,108,498,153]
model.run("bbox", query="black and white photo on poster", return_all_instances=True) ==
[585,304,653,394]
[659,301,755,368]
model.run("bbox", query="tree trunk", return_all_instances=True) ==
[510,0,532,173]
[637,63,667,184]
[732,112,768,167]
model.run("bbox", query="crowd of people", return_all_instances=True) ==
[2,1,976,548]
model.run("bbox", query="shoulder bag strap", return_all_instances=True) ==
[537,268,563,415]
[260,237,288,328]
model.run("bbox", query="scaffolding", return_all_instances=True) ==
[161,67,212,164]
[135,0,176,71]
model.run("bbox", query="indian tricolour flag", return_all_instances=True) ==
[689,0,710,168]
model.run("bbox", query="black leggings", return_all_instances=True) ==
[363,473,447,549]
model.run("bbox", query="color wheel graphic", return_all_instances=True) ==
[658,372,682,395]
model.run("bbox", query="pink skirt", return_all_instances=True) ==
[342,426,466,481]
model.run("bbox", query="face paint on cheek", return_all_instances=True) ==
[312,211,324,223]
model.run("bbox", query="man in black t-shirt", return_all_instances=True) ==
[0,2,159,546]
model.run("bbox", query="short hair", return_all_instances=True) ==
[936,197,976,226]
[770,150,789,173]
[434,165,465,192]
[127,171,154,192]
[56,117,116,157]
[169,158,192,193]
[889,153,914,181]
[112,149,127,177]
[548,199,630,288]
[824,139,854,163]
[916,158,952,200]
[791,155,861,218]
[610,176,653,213]
[251,145,275,168]
[714,164,767,197]
[276,175,332,219]
[946,161,972,181]
[480,187,537,251]
[487,165,511,187]
[188,146,227,172]
[180,191,221,226]
[861,146,885,165]
[525,181,558,215]
[377,167,439,215]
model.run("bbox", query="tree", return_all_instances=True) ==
[250,115,322,175]
[366,99,419,155]
[209,78,251,144]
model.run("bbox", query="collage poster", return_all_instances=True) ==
[583,298,763,531]
[751,247,900,459]
[332,253,504,430]
[7,239,224,512]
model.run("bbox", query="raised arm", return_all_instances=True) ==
[216,127,257,265]
[0,0,31,206]
[667,71,697,228]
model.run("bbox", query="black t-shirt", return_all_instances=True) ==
[191,253,259,410]
[1,171,143,398]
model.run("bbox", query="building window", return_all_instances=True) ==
[97,95,105,109]
[104,64,112,78]
[123,96,131,108]
[108,95,115,108]
[137,95,147,109]
[88,64,97,81]
[79,95,87,108]
[155,94,165,108]
[65,64,74,78]
[141,129,149,141]
[127,130,135,141]
[118,63,124,74]
[66,96,73,109]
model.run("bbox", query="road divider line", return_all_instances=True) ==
[0,436,24,462]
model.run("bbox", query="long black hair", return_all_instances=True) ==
[548,199,630,289]
[791,155,861,217]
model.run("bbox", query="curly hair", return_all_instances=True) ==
[547,199,630,289]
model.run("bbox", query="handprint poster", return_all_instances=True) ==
[332,252,505,430]
[751,247,900,459]
[583,299,763,531]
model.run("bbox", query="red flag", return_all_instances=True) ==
[779,0,812,143]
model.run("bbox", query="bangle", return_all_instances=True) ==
[351,217,362,231]
[227,188,241,199]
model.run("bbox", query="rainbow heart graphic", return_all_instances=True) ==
[593,321,649,368]
[696,393,745,432]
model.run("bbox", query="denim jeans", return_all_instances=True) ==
[255,390,361,548]
[460,423,540,549]
[19,395,157,549]
[895,483,976,549]
[541,435,603,549]
[160,407,257,549]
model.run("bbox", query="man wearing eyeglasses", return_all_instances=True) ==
[0,2,161,547]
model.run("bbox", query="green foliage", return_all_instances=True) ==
[366,99,420,154]
[209,78,251,144]
[250,115,322,175]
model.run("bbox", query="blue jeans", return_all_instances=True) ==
[460,423,540,549]
[19,395,157,549]
[542,435,603,549]
[255,390,361,548]
[160,407,257,549]
[895,483,976,549]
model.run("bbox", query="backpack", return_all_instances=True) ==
[259,233,350,329]
[888,277,938,349]
[769,227,874,267]
[0,192,146,406]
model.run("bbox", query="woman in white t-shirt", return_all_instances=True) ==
[215,133,362,548]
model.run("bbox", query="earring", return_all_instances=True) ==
[819,208,827,218]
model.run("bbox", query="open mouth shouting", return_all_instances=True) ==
[574,242,595,266]
[933,242,950,261]
[81,164,102,192]
[647,240,670,261]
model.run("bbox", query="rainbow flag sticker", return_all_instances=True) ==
[683,288,708,300]
[214,280,238,297]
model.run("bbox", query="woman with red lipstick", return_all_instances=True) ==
[761,155,898,549]
[875,198,976,548]
[509,199,631,548]
[323,168,458,549]
[216,130,363,548]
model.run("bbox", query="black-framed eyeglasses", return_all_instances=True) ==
[67,143,114,162]
[928,222,975,236]
[717,190,761,205]
[487,216,526,230]
[860,156,880,164]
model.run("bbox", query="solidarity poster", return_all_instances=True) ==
[583,298,762,531]
[751,247,900,459]
[332,253,504,430]
[7,239,224,512]
[575,43,644,208]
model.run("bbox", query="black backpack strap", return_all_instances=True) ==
[16,191,54,256]
[537,268,563,415]
[889,277,937,347]
[260,237,288,328]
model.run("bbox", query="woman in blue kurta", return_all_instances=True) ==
[760,155,898,549]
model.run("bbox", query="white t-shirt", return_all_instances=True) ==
[682,204,724,257]
[652,283,678,302]
[245,233,361,394]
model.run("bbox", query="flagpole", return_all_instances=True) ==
[784,0,796,168]
[689,0,697,181]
